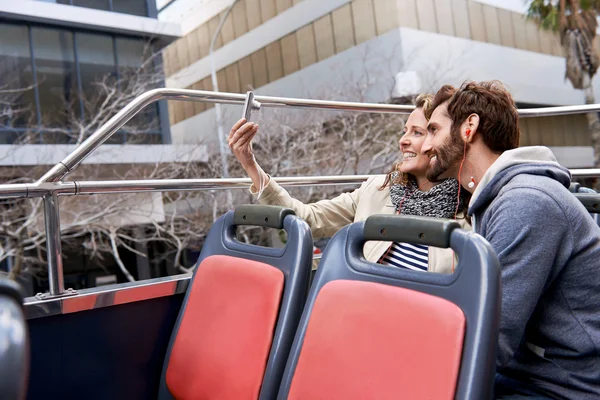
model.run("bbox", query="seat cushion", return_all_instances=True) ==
[166,255,284,400]
[288,279,465,400]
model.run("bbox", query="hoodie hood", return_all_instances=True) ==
[468,146,571,216]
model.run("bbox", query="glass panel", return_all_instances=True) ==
[0,24,36,129]
[123,131,162,144]
[116,37,147,72]
[73,0,109,11]
[37,0,71,4]
[116,37,161,138]
[112,0,147,17]
[0,130,21,145]
[77,33,117,121]
[32,27,77,132]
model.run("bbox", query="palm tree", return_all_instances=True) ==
[528,0,600,168]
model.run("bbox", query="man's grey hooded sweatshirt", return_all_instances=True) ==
[468,146,600,399]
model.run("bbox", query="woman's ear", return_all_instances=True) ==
[465,113,480,142]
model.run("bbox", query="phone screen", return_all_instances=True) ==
[242,91,255,121]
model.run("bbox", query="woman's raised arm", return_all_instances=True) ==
[228,118,269,191]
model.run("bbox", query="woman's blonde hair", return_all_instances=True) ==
[379,93,434,189]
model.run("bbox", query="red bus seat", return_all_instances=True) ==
[277,215,501,400]
[158,205,313,400]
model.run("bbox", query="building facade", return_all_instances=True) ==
[0,0,213,293]
[161,0,599,168]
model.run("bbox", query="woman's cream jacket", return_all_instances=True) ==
[252,175,471,274]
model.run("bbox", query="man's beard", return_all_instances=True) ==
[426,130,464,182]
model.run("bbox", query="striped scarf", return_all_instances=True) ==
[389,176,463,219]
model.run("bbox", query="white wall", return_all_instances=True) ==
[166,0,352,89]
[171,26,600,154]
[158,0,231,35]
[397,28,600,106]
[473,0,527,14]
[0,144,207,166]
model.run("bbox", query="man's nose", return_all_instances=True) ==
[421,136,433,155]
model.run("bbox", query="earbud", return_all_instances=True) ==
[465,128,471,138]
[468,176,476,189]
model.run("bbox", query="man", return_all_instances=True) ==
[422,81,600,399]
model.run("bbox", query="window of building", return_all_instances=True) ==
[112,0,148,17]
[0,24,36,135]
[37,0,70,4]
[0,22,163,144]
[32,27,77,133]
[116,37,160,137]
[72,0,110,11]
[76,33,117,121]
[36,0,149,17]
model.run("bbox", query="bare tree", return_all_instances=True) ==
[0,45,215,287]
[0,40,446,290]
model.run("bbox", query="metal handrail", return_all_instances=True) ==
[4,87,600,297]
[35,88,600,184]
[0,171,598,199]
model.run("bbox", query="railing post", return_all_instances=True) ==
[43,193,64,296]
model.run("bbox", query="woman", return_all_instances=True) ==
[227,94,470,274]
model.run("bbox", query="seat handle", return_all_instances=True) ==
[364,215,461,248]
[233,205,296,229]
[573,193,600,213]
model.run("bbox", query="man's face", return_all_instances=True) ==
[423,103,464,181]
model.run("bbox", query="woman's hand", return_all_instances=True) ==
[228,118,268,192]
[228,118,259,170]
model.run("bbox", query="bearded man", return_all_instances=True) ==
[422,81,600,400]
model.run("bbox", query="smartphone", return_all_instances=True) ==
[242,91,255,121]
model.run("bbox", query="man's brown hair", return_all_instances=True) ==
[427,80,520,152]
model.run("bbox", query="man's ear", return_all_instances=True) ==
[465,113,480,142]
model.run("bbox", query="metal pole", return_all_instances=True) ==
[36,89,251,183]
[0,169,598,201]
[210,0,240,182]
[570,168,600,178]
[70,175,376,195]
[35,87,600,184]
[43,194,64,296]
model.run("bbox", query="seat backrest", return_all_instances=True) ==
[159,205,313,400]
[278,215,501,400]
[0,278,29,400]
[570,185,600,225]
[572,191,600,226]
[569,182,581,193]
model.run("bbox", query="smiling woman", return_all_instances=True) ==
[227,94,471,275]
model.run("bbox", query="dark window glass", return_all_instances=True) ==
[77,33,117,120]
[116,37,147,73]
[112,0,147,17]
[32,27,77,131]
[0,130,21,145]
[73,0,109,11]
[37,0,71,4]
[116,37,160,138]
[0,24,36,129]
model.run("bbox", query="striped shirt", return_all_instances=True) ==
[379,242,429,271]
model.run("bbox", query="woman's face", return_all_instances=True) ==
[398,107,430,177]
